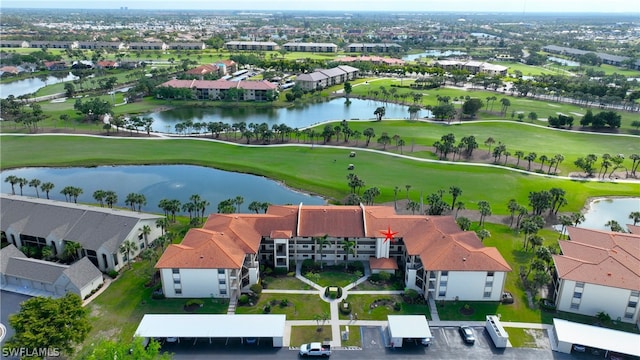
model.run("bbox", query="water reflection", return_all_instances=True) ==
[0,165,325,214]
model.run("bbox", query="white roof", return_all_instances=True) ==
[387,315,432,339]
[135,314,286,338]
[553,318,640,356]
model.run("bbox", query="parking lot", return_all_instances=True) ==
[0,291,31,345]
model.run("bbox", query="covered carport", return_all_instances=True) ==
[387,315,433,348]
[552,318,640,357]
[134,314,286,347]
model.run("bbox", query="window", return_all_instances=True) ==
[570,303,579,310]
[487,271,494,277]
[438,289,446,297]
[440,280,448,286]
[485,281,493,287]
[138,233,144,240]
[575,282,584,288]
[572,292,582,299]
[631,291,639,297]
[628,301,638,308]
[441,271,448,276]
[172,268,180,274]
[175,289,182,295]
[173,278,181,284]
[218,269,225,274]
[484,291,492,298]
[624,312,634,319]
[220,289,227,295]
[219,279,226,285]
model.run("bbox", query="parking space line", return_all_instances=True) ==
[442,328,450,347]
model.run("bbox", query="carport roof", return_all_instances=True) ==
[135,314,286,338]
[553,318,640,357]
[388,315,433,339]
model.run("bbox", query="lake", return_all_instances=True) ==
[0,72,78,99]
[146,98,419,133]
[548,57,580,67]
[579,197,640,232]
[0,165,325,214]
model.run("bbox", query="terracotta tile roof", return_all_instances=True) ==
[369,256,398,270]
[186,64,219,75]
[160,79,275,91]
[155,228,246,269]
[162,205,510,273]
[238,80,277,90]
[628,224,640,235]
[553,227,640,291]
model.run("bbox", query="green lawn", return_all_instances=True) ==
[505,327,538,348]
[305,269,360,288]
[235,293,329,320]
[350,279,405,291]
[339,294,430,320]
[290,326,332,346]
[263,275,314,290]
[340,326,362,347]
[1,135,638,214]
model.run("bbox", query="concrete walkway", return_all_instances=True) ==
[428,295,441,321]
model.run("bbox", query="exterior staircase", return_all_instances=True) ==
[227,297,237,314]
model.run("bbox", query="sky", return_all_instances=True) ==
[0,0,637,13]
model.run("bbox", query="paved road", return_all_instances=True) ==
[0,291,31,345]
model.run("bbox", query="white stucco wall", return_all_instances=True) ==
[436,271,506,301]
[161,268,231,298]
[556,279,638,323]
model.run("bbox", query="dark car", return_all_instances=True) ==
[458,326,475,344]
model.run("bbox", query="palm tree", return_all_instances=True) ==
[455,201,465,219]
[313,234,331,270]
[40,182,55,199]
[135,193,146,211]
[63,241,82,262]
[156,218,169,236]
[514,150,524,168]
[393,186,400,210]
[120,240,139,269]
[525,152,537,171]
[93,189,106,207]
[234,195,244,213]
[405,184,411,200]
[140,225,151,248]
[342,239,356,270]
[605,220,624,232]
[125,193,138,211]
[478,200,492,228]
[104,191,118,208]
[449,186,462,210]
[4,175,19,195]
[476,229,491,242]
[539,155,548,171]
[16,177,27,196]
[248,201,262,214]
[406,200,420,215]
[28,179,41,198]
[630,211,640,226]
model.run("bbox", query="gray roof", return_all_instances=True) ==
[0,244,26,273]
[64,257,103,289]
[4,256,68,284]
[319,68,346,77]
[283,42,337,47]
[1,194,161,253]
[296,72,328,82]
[337,65,359,74]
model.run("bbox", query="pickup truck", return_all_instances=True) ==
[299,342,331,357]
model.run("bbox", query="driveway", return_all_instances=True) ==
[0,291,31,344]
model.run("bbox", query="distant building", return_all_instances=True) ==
[168,42,206,50]
[128,42,167,51]
[434,60,508,76]
[335,55,405,66]
[0,40,29,48]
[295,65,359,91]
[552,226,640,324]
[282,42,337,53]
[346,43,402,53]
[543,45,640,70]
[225,41,279,51]
[159,79,277,101]
[43,61,68,71]
[77,41,125,50]
[30,41,77,49]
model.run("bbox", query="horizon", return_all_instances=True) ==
[1,0,638,14]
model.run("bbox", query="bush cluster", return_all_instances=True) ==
[339,299,352,315]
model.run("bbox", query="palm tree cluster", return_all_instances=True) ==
[125,193,147,211]
[574,152,639,179]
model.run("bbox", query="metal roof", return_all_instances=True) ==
[135,314,286,338]
[387,315,433,339]
[553,318,640,357]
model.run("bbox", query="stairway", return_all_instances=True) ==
[227,297,237,314]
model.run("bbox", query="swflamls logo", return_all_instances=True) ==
[1,347,61,357]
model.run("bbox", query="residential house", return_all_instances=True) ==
[294,65,358,91]
[1,245,103,299]
[0,40,29,48]
[0,66,21,76]
[156,204,511,301]
[0,194,163,272]
[347,43,402,53]
[43,61,68,71]
[159,79,277,101]
[168,42,206,50]
[77,41,125,50]
[434,60,508,76]
[225,41,279,51]
[128,42,167,51]
[552,226,640,324]
[186,64,224,78]
[96,60,118,69]
[335,55,405,66]
[30,41,77,49]
[282,42,338,53]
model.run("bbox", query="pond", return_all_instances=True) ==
[146,98,418,133]
[403,50,466,61]
[0,72,78,99]
[0,165,325,214]
[579,197,640,232]
[548,57,580,67]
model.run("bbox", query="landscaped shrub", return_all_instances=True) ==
[339,299,352,315]
[369,273,381,282]
[238,294,250,305]
[250,283,263,295]
[393,302,402,311]
[270,299,278,306]
[274,267,288,276]
[539,298,556,312]
[348,261,364,273]
[301,259,318,273]
[287,272,295,277]
[107,270,119,279]
[324,286,342,299]
[378,271,391,281]
[186,299,204,307]
[264,267,273,276]
[263,304,271,313]
[280,299,289,307]
[151,292,165,300]
[403,288,420,304]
